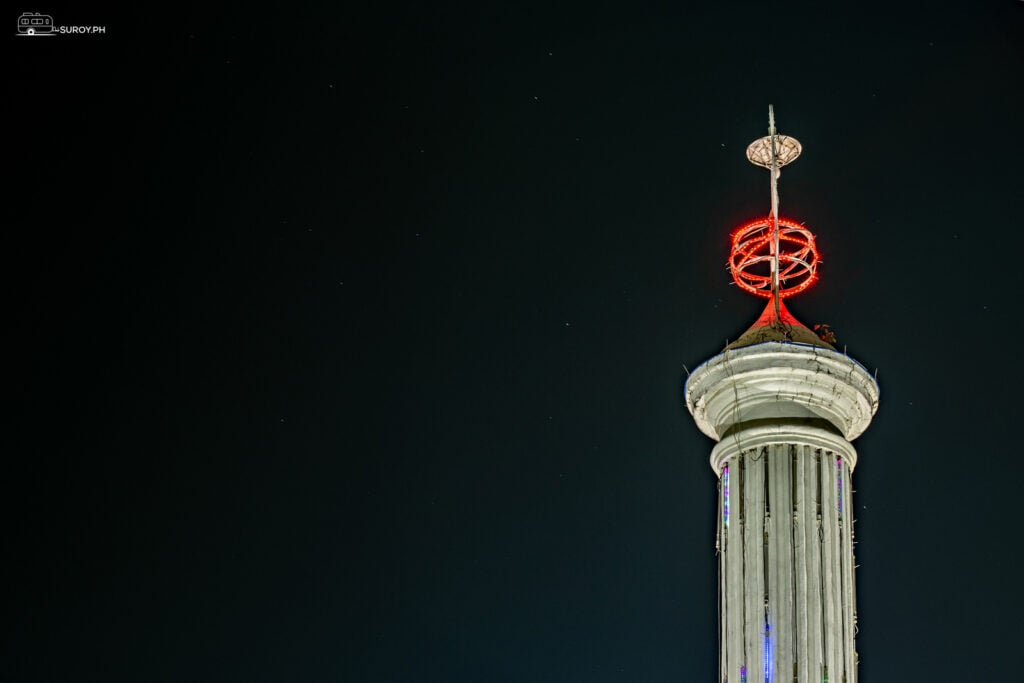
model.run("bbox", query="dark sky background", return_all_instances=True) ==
[6,1,1024,681]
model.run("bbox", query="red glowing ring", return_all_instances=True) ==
[729,217,819,298]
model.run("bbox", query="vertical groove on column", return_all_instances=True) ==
[727,454,746,683]
[808,449,824,682]
[763,447,772,683]
[821,451,844,679]
[833,455,847,683]
[769,444,794,681]
[834,456,846,683]
[719,467,726,683]
[850,461,859,683]
[819,450,834,680]
[794,445,810,682]
[790,445,799,683]
[766,445,777,683]
[841,465,856,683]
[744,448,766,683]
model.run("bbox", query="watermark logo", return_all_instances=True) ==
[16,12,107,36]
[17,11,53,35]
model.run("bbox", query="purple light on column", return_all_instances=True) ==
[836,456,843,518]
[723,464,730,528]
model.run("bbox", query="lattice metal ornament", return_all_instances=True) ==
[729,217,818,298]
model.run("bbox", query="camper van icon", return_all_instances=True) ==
[17,12,55,35]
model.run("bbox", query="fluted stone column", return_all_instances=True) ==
[686,342,878,683]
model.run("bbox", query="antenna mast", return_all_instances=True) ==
[768,106,781,319]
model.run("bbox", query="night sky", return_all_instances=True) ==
[7,2,1024,681]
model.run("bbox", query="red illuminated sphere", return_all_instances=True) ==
[729,217,819,298]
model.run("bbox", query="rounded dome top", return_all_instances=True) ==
[726,296,834,351]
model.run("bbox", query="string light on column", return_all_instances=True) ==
[836,456,844,520]
[722,464,730,528]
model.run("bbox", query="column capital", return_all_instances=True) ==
[686,342,879,447]
[710,419,859,475]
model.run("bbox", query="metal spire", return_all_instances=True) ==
[744,106,803,322]
[768,105,781,319]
